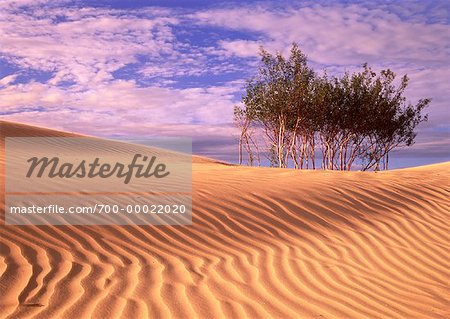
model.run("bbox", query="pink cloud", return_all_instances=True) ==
[192,4,450,65]
[0,6,178,86]
[1,1,448,163]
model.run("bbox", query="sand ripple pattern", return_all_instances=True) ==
[1,121,449,318]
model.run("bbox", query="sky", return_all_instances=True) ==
[1,0,449,168]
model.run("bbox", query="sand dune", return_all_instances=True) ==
[0,120,449,319]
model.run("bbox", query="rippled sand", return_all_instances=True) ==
[1,120,449,319]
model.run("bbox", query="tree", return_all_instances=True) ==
[235,43,430,171]
[241,43,315,168]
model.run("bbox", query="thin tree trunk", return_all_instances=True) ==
[385,152,389,170]
[238,135,243,165]
[248,133,261,166]
[305,135,309,169]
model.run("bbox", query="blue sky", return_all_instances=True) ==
[1,0,449,167]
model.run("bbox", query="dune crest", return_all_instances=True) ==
[1,121,449,319]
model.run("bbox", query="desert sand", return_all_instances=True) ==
[0,120,449,319]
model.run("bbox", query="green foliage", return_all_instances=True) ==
[236,43,430,170]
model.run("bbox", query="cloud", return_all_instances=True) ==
[190,1,450,159]
[0,5,179,86]
[0,0,448,165]
[0,79,240,124]
[193,3,450,65]
[0,74,19,86]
